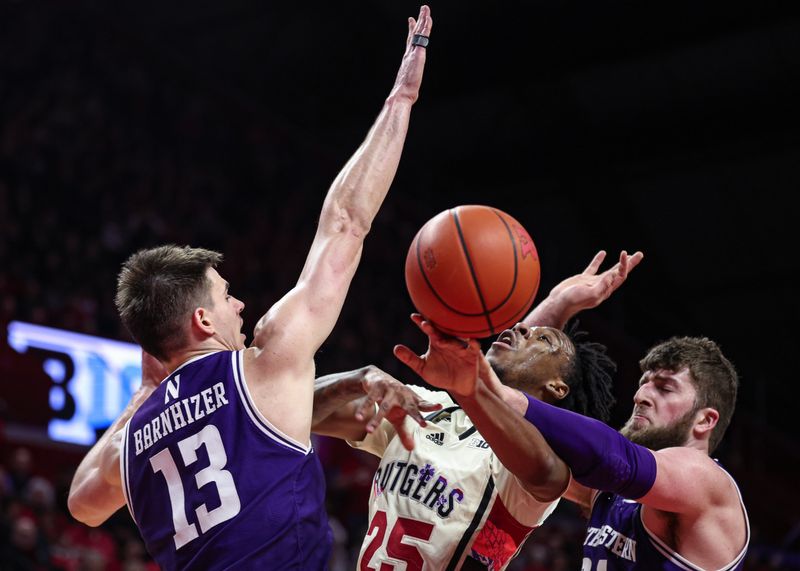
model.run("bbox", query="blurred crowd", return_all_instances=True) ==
[0,3,796,570]
[0,442,591,571]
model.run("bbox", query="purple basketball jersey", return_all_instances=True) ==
[582,464,748,571]
[121,350,332,570]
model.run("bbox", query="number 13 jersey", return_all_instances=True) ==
[350,386,559,571]
[121,350,332,570]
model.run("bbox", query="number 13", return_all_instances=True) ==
[150,424,241,549]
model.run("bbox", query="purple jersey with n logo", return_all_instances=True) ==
[582,464,749,571]
[121,350,332,570]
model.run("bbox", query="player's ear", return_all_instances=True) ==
[192,307,214,336]
[694,407,719,438]
[545,379,570,401]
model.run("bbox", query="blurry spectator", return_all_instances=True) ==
[8,448,34,496]
[0,515,55,570]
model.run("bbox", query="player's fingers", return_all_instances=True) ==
[416,5,432,36]
[394,344,423,374]
[366,401,391,432]
[404,399,440,427]
[628,251,644,270]
[414,316,468,347]
[406,17,415,47]
[417,400,442,413]
[402,404,428,428]
[396,422,416,451]
[413,317,454,347]
[354,395,377,422]
[617,251,630,278]
[583,250,606,275]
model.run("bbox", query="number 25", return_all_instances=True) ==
[360,510,434,571]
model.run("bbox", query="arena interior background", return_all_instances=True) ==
[1,1,799,569]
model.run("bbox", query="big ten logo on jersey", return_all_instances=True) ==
[7,321,142,445]
[467,437,490,450]
[373,461,464,518]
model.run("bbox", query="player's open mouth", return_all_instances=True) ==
[493,330,516,349]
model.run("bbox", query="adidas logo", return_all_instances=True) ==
[425,432,445,446]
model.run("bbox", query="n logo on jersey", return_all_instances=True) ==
[164,375,181,404]
[425,432,445,446]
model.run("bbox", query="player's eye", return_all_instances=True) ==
[539,335,552,346]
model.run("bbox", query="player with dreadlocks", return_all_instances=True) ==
[400,248,749,571]
[312,250,642,570]
[557,320,617,422]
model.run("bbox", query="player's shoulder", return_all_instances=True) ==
[242,344,313,383]
[655,447,739,503]
[654,446,716,467]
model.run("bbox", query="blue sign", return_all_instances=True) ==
[7,321,142,445]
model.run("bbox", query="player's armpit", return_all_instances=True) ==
[250,236,364,369]
[561,479,595,511]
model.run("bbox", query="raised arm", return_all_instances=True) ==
[394,315,570,501]
[243,8,432,443]
[251,7,432,366]
[524,250,643,329]
[68,352,166,526]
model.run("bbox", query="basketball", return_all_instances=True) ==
[404,205,541,339]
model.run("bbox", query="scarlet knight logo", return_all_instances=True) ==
[514,226,537,260]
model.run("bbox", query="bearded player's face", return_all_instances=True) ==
[620,367,699,450]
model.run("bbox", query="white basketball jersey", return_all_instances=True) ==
[350,386,558,571]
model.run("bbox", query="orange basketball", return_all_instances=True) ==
[404,205,541,339]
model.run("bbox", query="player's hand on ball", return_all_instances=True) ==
[394,314,482,398]
[354,366,442,451]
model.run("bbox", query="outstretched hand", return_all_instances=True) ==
[548,250,644,314]
[389,5,433,104]
[394,314,484,398]
[353,366,441,451]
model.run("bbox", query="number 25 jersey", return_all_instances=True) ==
[121,350,332,570]
[350,386,559,571]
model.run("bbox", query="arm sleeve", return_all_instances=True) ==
[523,393,657,499]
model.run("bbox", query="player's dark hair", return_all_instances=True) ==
[639,336,738,454]
[115,245,223,360]
[559,320,617,423]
